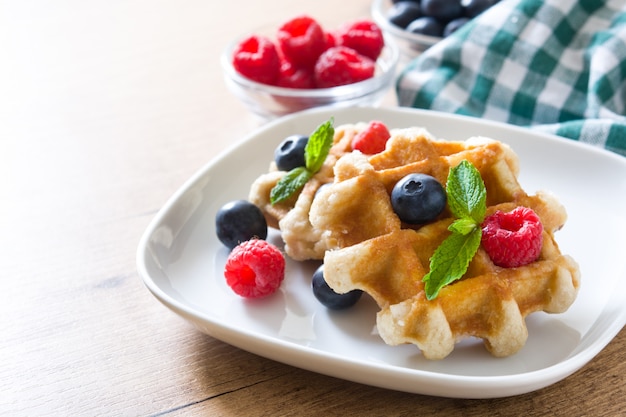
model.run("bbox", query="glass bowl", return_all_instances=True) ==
[221,27,400,120]
[371,0,442,57]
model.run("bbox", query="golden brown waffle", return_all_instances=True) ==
[249,123,364,260]
[249,123,580,359]
[309,128,580,359]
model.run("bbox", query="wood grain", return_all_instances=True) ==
[1,1,623,416]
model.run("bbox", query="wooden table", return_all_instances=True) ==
[1,1,623,415]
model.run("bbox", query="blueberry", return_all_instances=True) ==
[215,200,267,249]
[274,134,308,171]
[443,17,470,37]
[421,0,463,23]
[464,0,499,18]
[406,17,444,37]
[312,265,362,310]
[387,1,422,29]
[391,173,447,224]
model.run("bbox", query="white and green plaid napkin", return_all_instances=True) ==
[397,0,626,157]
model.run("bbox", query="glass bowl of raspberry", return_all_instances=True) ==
[221,16,400,119]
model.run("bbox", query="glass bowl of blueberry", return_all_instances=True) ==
[371,0,500,57]
[221,15,399,120]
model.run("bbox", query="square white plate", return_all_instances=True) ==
[137,106,626,398]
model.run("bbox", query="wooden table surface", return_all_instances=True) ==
[1,1,624,415]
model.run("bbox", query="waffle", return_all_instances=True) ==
[310,127,580,359]
[249,123,580,359]
[249,123,365,260]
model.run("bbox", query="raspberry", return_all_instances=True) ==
[276,59,315,89]
[325,31,338,49]
[481,207,544,268]
[336,19,385,61]
[224,239,285,298]
[277,15,328,70]
[351,120,391,154]
[232,35,280,85]
[314,46,375,88]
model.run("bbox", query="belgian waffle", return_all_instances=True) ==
[249,123,365,260]
[250,123,580,359]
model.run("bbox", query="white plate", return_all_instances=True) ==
[136,106,626,399]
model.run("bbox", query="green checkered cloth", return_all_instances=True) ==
[397,0,626,157]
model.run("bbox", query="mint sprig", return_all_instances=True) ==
[446,159,486,223]
[270,118,334,204]
[422,160,487,300]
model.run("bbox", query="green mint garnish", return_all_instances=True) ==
[446,160,486,223]
[270,118,334,204]
[269,166,312,203]
[448,217,478,235]
[422,160,486,300]
[304,118,335,173]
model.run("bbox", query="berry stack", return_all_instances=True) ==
[386,0,500,39]
[231,15,386,89]
[372,0,501,55]
[222,15,399,118]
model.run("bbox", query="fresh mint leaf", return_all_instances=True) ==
[422,160,487,300]
[305,118,334,173]
[270,118,335,205]
[446,160,486,223]
[448,217,477,235]
[423,227,482,300]
[270,166,312,204]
